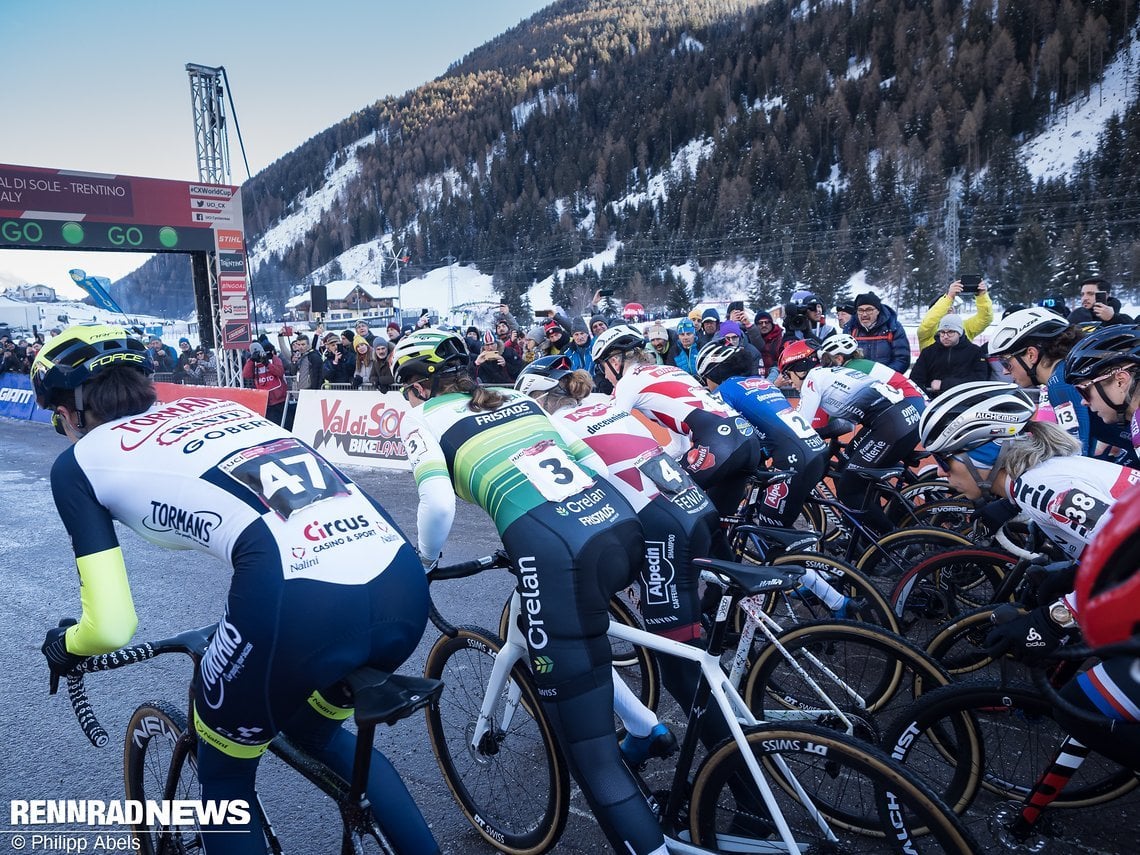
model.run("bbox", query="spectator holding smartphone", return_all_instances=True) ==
[916,277,994,350]
[1070,277,1134,326]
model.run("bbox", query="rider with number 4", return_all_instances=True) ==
[592,324,763,519]
[34,325,437,855]
[779,337,925,538]
[916,381,1140,662]
[393,329,668,855]
[693,341,828,528]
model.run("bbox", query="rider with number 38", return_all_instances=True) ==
[393,328,669,855]
[33,325,437,855]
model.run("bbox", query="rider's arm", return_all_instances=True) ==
[49,451,138,656]
[401,409,456,562]
[793,368,825,427]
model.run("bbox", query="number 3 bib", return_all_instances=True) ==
[511,440,596,503]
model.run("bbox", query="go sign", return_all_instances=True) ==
[0,217,215,252]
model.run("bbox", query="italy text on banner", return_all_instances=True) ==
[292,389,410,471]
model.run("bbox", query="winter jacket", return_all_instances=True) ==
[845,304,911,373]
[673,342,700,377]
[909,337,990,397]
[565,339,594,372]
[1067,298,1134,326]
[917,291,993,350]
[242,354,288,405]
[745,322,784,375]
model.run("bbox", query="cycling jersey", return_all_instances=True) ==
[612,363,762,516]
[1005,456,1140,559]
[714,376,828,526]
[402,390,665,855]
[551,399,719,639]
[51,395,435,854]
[844,357,925,400]
[796,364,921,428]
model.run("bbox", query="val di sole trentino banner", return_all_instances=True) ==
[292,390,411,470]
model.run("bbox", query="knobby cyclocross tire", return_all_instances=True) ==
[498,591,661,713]
[882,679,1140,824]
[856,527,972,578]
[743,619,952,739]
[908,499,977,532]
[922,604,1028,683]
[423,627,569,855]
[689,722,980,852]
[890,548,1016,639]
[123,701,206,855]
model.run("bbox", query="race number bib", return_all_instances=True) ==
[637,452,696,496]
[220,438,350,520]
[510,440,595,503]
[871,381,905,405]
[777,409,818,440]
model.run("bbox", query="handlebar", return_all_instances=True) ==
[427,552,513,638]
[63,624,217,748]
[1028,637,1140,732]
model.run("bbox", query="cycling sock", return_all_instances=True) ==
[798,568,846,610]
[612,666,658,738]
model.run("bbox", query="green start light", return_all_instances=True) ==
[61,222,85,245]
[158,226,179,248]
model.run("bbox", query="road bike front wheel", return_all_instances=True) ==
[123,701,205,855]
[423,627,569,855]
[689,723,980,852]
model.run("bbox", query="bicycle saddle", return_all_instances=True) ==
[847,465,905,482]
[694,557,804,595]
[345,669,445,727]
[748,469,794,486]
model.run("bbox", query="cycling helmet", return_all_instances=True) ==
[30,323,149,408]
[514,354,574,396]
[917,381,1036,453]
[1074,482,1140,646]
[695,342,739,380]
[986,307,1070,356]
[590,324,646,364]
[391,327,469,384]
[778,339,818,374]
[817,333,859,359]
[1063,324,1140,384]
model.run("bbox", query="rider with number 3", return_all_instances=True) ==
[393,329,668,855]
[34,325,437,855]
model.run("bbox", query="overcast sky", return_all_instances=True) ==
[0,0,549,298]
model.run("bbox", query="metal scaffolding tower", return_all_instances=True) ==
[186,62,241,387]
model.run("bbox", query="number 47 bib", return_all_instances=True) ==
[510,440,595,503]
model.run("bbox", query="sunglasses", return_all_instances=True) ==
[930,451,967,472]
[997,349,1028,372]
[1075,371,1121,401]
[545,330,560,338]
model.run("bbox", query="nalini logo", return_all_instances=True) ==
[291,547,306,559]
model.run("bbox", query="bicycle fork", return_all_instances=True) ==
[471,596,530,755]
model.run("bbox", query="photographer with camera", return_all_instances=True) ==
[242,341,288,425]
[1070,277,1134,326]
[916,277,994,350]
[781,290,837,345]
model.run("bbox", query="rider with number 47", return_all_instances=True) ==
[33,325,437,855]
[393,328,669,855]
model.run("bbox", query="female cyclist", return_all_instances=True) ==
[592,324,762,518]
[916,381,1140,659]
[693,341,828,528]
[34,325,437,855]
[987,307,1128,457]
[778,338,924,537]
[1063,324,1140,466]
[393,329,667,855]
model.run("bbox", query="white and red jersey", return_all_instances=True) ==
[612,363,738,445]
[846,358,925,400]
[795,365,905,429]
[1007,456,1140,559]
[553,400,671,513]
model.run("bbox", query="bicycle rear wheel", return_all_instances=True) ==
[123,701,205,855]
[856,527,972,578]
[424,627,569,855]
[689,723,980,852]
[889,548,1015,639]
[764,552,899,633]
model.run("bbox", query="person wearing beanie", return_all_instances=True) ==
[242,339,288,424]
[717,320,761,375]
[540,317,570,356]
[916,277,994,350]
[835,303,856,331]
[645,324,677,365]
[386,322,402,344]
[473,330,514,384]
[672,318,701,377]
[845,291,911,373]
[589,314,610,337]
[909,314,989,398]
[174,336,196,384]
[565,317,594,372]
[698,308,721,347]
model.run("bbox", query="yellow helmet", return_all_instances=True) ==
[31,324,149,408]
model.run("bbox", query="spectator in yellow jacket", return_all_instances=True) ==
[917,279,993,350]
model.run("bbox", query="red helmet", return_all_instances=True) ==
[1074,481,1140,646]
[778,339,818,373]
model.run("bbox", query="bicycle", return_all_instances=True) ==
[425,554,980,853]
[60,623,443,855]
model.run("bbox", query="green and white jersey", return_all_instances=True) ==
[402,390,605,556]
